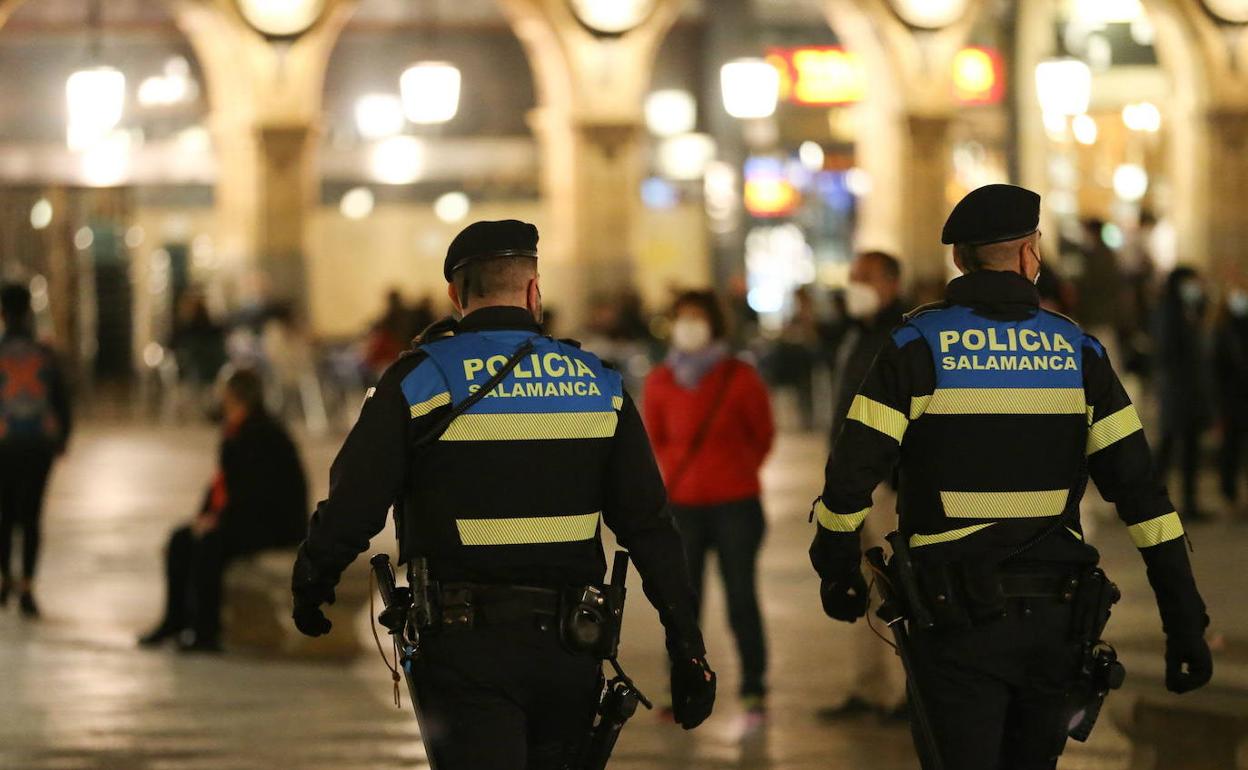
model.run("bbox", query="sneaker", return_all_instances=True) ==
[18,591,39,619]
[741,695,767,731]
[815,695,877,722]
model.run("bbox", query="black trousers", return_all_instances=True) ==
[412,620,601,770]
[158,525,227,641]
[0,447,54,581]
[907,600,1081,770]
[673,498,768,697]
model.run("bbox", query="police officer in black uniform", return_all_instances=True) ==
[291,220,716,768]
[810,185,1213,770]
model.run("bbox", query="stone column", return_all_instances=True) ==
[498,0,684,327]
[1204,107,1248,273]
[169,0,354,308]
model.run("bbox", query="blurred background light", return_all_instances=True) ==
[798,141,825,172]
[370,136,425,184]
[354,93,405,140]
[81,130,132,187]
[1072,114,1098,145]
[339,187,375,220]
[721,58,780,119]
[400,62,461,125]
[30,198,53,230]
[1034,58,1091,117]
[644,89,697,137]
[66,66,126,151]
[1113,163,1149,201]
[656,133,716,181]
[1122,102,1162,133]
[434,191,471,223]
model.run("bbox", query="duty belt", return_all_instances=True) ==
[998,570,1082,601]
[435,583,561,629]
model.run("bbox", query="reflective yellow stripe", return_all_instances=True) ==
[926,388,1086,415]
[440,411,618,441]
[1086,405,1143,455]
[1066,527,1084,541]
[910,523,995,548]
[815,500,869,532]
[456,512,601,546]
[1127,512,1184,548]
[847,395,908,443]
[409,392,451,418]
[612,395,624,411]
[940,489,1068,519]
[910,395,932,420]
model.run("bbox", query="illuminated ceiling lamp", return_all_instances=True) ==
[1034,58,1092,117]
[400,62,461,124]
[645,90,697,137]
[355,93,405,140]
[721,58,781,120]
[66,1,125,152]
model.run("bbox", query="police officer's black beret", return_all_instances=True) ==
[444,220,539,282]
[941,184,1041,246]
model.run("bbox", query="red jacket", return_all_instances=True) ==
[643,357,774,507]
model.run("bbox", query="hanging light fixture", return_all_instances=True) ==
[66,1,125,152]
[721,58,780,120]
[400,62,461,125]
[1034,58,1092,117]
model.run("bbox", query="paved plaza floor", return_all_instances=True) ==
[0,421,1243,769]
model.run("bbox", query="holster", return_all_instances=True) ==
[1064,567,1125,742]
[559,552,630,659]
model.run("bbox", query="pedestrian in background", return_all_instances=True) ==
[1154,267,1214,522]
[141,369,307,651]
[818,252,908,723]
[1215,280,1248,520]
[644,290,774,722]
[0,284,71,618]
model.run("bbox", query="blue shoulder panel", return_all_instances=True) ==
[910,305,1085,389]
[420,331,618,416]
[398,357,450,412]
[892,325,922,348]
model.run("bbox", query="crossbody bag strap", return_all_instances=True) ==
[414,336,539,448]
[666,361,739,494]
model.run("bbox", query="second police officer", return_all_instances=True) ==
[810,185,1213,769]
[290,220,716,768]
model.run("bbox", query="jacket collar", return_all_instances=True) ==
[946,270,1039,310]
[458,305,542,334]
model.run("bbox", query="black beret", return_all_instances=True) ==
[444,219,539,282]
[941,184,1041,246]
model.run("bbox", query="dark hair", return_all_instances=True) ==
[858,251,902,282]
[224,369,266,414]
[671,290,728,340]
[452,256,537,308]
[0,283,32,323]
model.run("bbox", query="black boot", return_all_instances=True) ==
[138,623,180,647]
[18,590,39,619]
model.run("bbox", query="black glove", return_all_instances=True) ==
[293,602,332,637]
[670,656,716,729]
[1165,633,1212,694]
[820,571,869,622]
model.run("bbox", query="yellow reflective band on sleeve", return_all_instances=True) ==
[1066,527,1084,541]
[612,395,624,411]
[926,388,1086,415]
[910,395,932,420]
[847,395,908,443]
[440,411,618,441]
[410,392,451,418]
[1086,405,1143,455]
[910,523,995,548]
[940,489,1068,519]
[456,512,601,546]
[1127,512,1185,549]
[815,500,869,532]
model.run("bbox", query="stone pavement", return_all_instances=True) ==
[0,420,1242,769]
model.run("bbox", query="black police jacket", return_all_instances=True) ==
[293,306,705,658]
[810,271,1208,637]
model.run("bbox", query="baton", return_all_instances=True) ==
[865,546,945,770]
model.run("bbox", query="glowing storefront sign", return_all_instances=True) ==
[744,157,800,218]
[766,45,1004,107]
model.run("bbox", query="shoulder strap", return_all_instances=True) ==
[666,360,739,494]
[412,336,538,448]
[903,301,948,322]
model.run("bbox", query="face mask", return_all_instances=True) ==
[670,317,712,352]
[1229,289,1248,317]
[1180,280,1203,306]
[844,281,881,320]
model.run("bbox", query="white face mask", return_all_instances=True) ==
[1229,289,1248,317]
[844,281,881,320]
[1180,280,1204,306]
[670,317,712,352]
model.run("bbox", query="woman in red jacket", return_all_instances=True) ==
[644,290,775,721]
